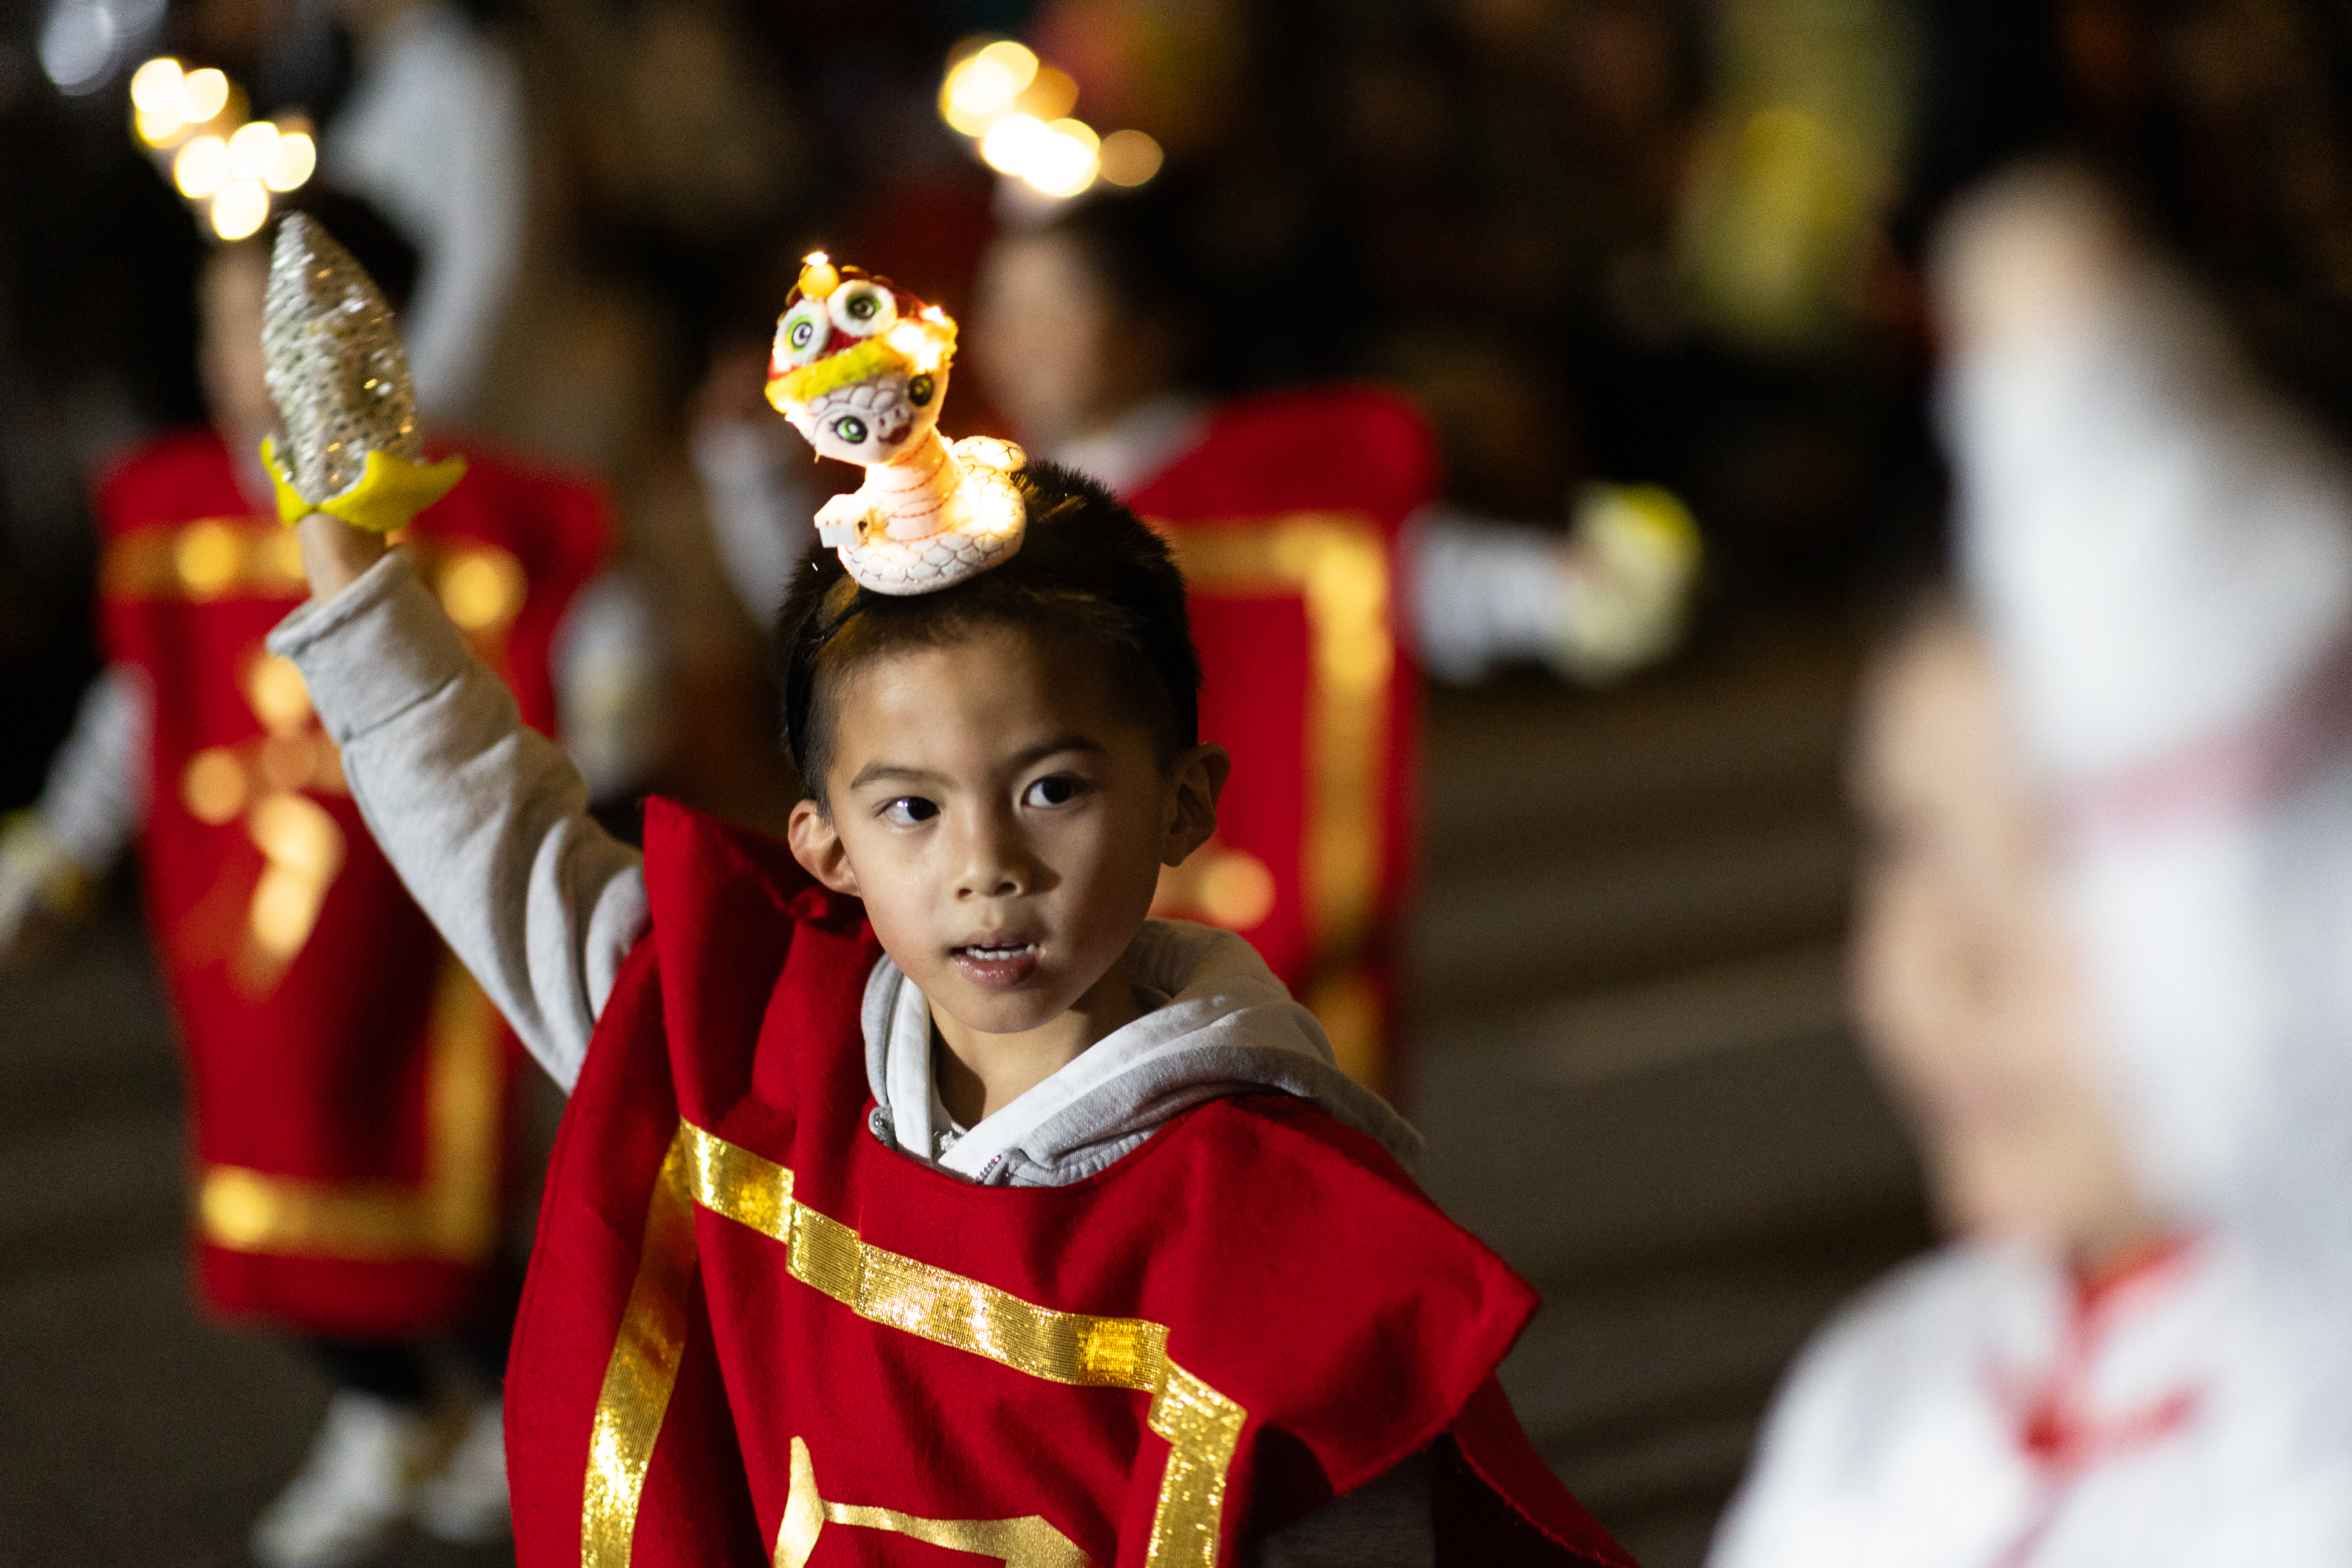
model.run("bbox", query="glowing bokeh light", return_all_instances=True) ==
[136,105,184,146]
[38,0,117,96]
[1014,65,1077,122]
[172,133,229,198]
[129,54,180,112]
[176,64,227,123]
[973,40,1038,88]
[1098,129,1163,187]
[226,119,278,180]
[264,129,315,192]
[1025,118,1100,198]
[978,112,1048,176]
[210,178,269,241]
[938,38,1152,200]
[940,40,1040,137]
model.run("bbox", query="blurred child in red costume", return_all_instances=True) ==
[0,194,631,1567]
[267,235,1636,1568]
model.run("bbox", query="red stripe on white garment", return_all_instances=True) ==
[1981,1237,2205,1568]
[2062,630,2352,844]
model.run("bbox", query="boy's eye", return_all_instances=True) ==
[1022,775,1083,808]
[880,796,938,826]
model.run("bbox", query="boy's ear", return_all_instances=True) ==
[1162,743,1229,866]
[787,800,861,896]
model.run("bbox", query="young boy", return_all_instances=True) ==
[1707,172,2352,1566]
[262,228,1633,1566]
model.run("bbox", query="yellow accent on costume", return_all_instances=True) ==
[197,956,505,1260]
[583,1134,701,1568]
[261,437,467,534]
[580,1120,1248,1568]
[764,315,960,411]
[777,1436,1092,1568]
[1151,512,1393,1087]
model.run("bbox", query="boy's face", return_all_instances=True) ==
[787,623,1224,1044]
[1849,614,2155,1261]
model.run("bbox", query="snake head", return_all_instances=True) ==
[764,253,958,466]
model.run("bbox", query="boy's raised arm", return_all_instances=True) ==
[268,525,646,1093]
[256,213,644,1093]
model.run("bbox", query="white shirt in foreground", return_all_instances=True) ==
[1711,1238,2352,1568]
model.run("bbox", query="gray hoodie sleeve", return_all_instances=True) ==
[265,550,648,1092]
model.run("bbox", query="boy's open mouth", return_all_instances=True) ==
[950,939,1040,991]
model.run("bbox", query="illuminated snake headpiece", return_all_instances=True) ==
[765,252,1025,595]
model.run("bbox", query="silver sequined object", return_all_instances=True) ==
[263,212,423,504]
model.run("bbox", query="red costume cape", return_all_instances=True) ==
[507,799,1632,1568]
[1127,388,1432,1093]
[95,426,606,1337]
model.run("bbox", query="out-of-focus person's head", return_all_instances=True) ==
[1848,596,2156,1264]
[1931,162,2132,365]
[971,187,1199,452]
[201,191,419,454]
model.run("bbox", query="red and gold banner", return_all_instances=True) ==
[1128,387,1436,1091]
[506,800,1632,1568]
[95,426,608,1337]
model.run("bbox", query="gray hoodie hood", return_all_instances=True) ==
[861,919,1422,1186]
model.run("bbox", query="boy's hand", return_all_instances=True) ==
[294,510,390,601]
[263,214,455,597]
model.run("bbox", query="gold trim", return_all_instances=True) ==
[104,517,307,601]
[196,956,503,1260]
[677,1123,1170,1391]
[103,517,526,636]
[777,1436,1092,1568]
[582,1122,1247,1568]
[1155,513,1394,1084]
[582,1135,701,1568]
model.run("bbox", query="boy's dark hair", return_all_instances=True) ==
[775,461,1201,804]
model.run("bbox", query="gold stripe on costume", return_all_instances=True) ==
[103,517,309,601]
[582,1135,701,1568]
[677,1123,1170,1390]
[584,1122,1247,1568]
[777,1436,1092,1568]
[102,517,528,637]
[197,956,503,1260]
[1154,514,1393,1087]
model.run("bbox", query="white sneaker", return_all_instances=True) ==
[251,1391,431,1568]
[414,1393,511,1544]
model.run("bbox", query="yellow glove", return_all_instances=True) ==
[262,437,466,535]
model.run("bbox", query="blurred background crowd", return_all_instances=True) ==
[12,0,2352,1565]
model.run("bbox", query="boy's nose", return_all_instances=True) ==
[954,815,1031,899]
